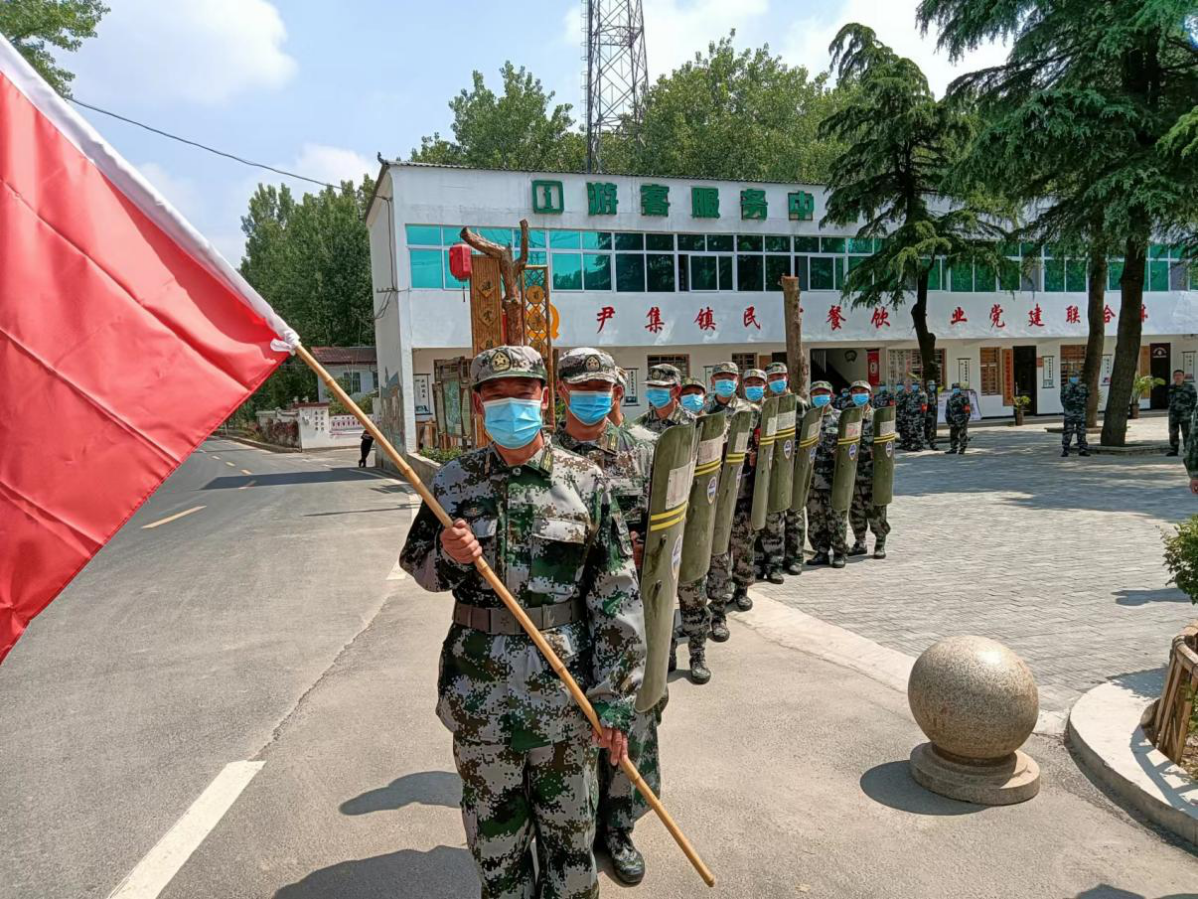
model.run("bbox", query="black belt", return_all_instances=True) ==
[453,599,584,636]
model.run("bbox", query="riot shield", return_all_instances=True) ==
[679,411,728,584]
[791,406,824,513]
[768,394,798,514]
[710,410,753,557]
[830,405,864,514]
[750,397,780,530]
[872,405,897,506]
[636,421,696,713]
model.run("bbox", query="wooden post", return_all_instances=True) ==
[294,343,715,888]
[782,276,807,394]
[461,220,531,345]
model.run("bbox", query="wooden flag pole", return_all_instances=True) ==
[294,344,715,888]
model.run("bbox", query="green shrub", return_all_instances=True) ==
[421,446,464,464]
[1163,515,1198,604]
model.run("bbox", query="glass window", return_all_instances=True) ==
[550,231,581,249]
[998,242,1019,257]
[525,251,547,266]
[1020,242,1039,258]
[441,226,463,245]
[1170,262,1189,291]
[765,235,791,253]
[737,234,763,252]
[998,259,1019,291]
[1150,243,1170,260]
[834,256,846,290]
[737,255,764,291]
[582,231,612,251]
[477,227,513,245]
[708,234,734,252]
[528,230,547,248]
[793,256,809,291]
[950,263,973,292]
[647,254,675,291]
[444,251,468,289]
[766,255,791,290]
[677,255,689,292]
[926,259,942,291]
[1044,259,1065,292]
[1149,260,1170,292]
[646,233,673,251]
[1108,260,1124,291]
[821,236,846,254]
[718,256,734,290]
[616,254,645,291]
[614,232,644,251]
[810,256,835,290]
[1171,245,1186,260]
[1066,259,1087,292]
[848,237,874,254]
[406,225,442,246]
[410,249,443,288]
[552,253,583,290]
[980,348,1001,395]
[584,254,612,290]
[974,262,996,292]
[794,236,820,253]
[1021,263,1041,293]
[691,256,718,291]
[1045,243,1063,259]
[677,234,706,252]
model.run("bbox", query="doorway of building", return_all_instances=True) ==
[1013,346,1038,415]
[1151,343,1171,409]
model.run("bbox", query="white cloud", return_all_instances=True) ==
[780,0,1008,97]
[288,144,374,188]
[74,0,297,106]
[137,162,205,223]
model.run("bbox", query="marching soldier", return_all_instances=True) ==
[400,345,645,899]
[898,377,926,450]
[923,379,939,450]
[945,383,971,454]
[761,362,808,580]
[1060,373,1090,457]
[680,376,707,415]
[847,381,891,559]
[634,363,696,433]
[806,380,849,568]
[1168,370,1197,457]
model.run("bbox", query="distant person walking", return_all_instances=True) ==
[359,430,374,468]
[1167,370,1197,457]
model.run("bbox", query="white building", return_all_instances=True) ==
[309,346,378,403]
[367,161,1198,452]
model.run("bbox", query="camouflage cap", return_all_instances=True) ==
[615,367,629,391]
[681,377,706,391]
[711,361,739,378]
[646,363,683,387]
[558,347,618,385]
[850,379,873,392]
[765,361,788,376]
[743,368,767,382]
[470,345,546,388]
[809,380,834,393]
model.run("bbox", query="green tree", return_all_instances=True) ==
[0,0,107,95]
[412,62,585,170]
[818,24,1004,382]
[918,0,1198,445]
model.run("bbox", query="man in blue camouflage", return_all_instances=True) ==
[400,345,645,899]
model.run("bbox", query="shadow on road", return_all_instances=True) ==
[202,471,380,489]
[339,771,461,816]
[274,845,475,899]
[1074,885,1198,899]
[1115,588,1189,606]
[858,761,982,816]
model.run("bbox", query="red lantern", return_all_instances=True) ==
[449,243,472,282]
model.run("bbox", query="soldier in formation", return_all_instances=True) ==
[806,380,849,569]
[847,380,890,559]
[400,345,645,899]
[760,362,807,580]
[875,384,896,409]
[634,363,696,434]
[923,379,939,450]
[945,383,971,454]
[833,386,852,410]
[1168,369,1197,457]
[897,377,926,450]
[1060,372,1090,457]
[680,377,707,415]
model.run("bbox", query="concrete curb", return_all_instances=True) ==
[1067,672,1198,847]
[219,434,301,453]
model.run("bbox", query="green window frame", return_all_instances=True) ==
[410,249,443,289]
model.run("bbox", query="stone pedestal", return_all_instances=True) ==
[907,635,1042,805]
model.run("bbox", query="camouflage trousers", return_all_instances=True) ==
[898,412,924,449]
[924,412,938,447]
[806,486,848,556]
[1061,416,1088,450]
[1170,413,1191,452]
[762,508,806,569]
[849,483,890,545]
[453,737,599,899]
[708,498,755,625]
[949,423,970,451]
[599,699,663,835]
[677,577,710,652]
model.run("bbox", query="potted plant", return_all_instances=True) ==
[1130,375,1165,419]
[1012,395,1031,426]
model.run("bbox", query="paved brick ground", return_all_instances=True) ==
[754,415,1198,712]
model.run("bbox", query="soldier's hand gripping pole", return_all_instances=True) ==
[295,345,716,888]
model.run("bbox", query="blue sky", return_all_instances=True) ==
[64,0,1004,263]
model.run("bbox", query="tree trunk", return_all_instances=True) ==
[1100,237,1147,446]
[781,276,807,395]
[1083,246,1107,428]
[911,274,939,383]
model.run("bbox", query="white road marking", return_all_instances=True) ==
[142,506,205,530]
[225,461,235,467]
[210,455,220,460]
[240,469,252,475]
[105,760,263,899]
[238,480,257,491]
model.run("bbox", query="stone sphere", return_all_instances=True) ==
[908,636,1039,761]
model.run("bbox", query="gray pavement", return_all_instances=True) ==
[757,416,1198,712]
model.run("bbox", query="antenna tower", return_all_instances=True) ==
[583,0,648,173]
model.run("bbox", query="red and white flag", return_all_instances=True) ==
[0,37,298,662]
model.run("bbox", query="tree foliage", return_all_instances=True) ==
[0,0,107,95]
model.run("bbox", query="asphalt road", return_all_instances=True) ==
[0,439,417,899]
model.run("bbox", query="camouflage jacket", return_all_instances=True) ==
[633,403,696,435]
[1169,381,1197,420]
[924,387,939,418]
[553,420,654,535]
[899,389,927,418]
[874,391,897,409]
[946,392,971,426]
[1061,382,1088,418]
[399,443,645,746]
[811,406,842,490]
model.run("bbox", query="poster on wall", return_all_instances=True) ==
[413,374,432,418]
[624,367,640,406]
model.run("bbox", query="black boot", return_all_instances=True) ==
[605,829,645,885]
[734,586,753,611]
[945,446,957,454]
[873,542,887,560]
[785,559,803,575]
[808,551,830,566]
[689,648,711,685]
[1078,448,1090,457]
[766,568,785,585]
[1167,449,1179,457]
[830,553,847,569]
[668,642,678,673]
[710,617,730,643]
[1061,447,1069,457]
[848,540,867,556]
[957,447,966,455]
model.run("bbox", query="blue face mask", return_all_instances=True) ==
[567,390,613,425]
[483,398,543,449]
[681,393,705,413]
[745,385,765,402]
[852,393,869,407]
[769,379,788,395]
[713,379,737,398]
[646,387,673,409]
[1069,376,1079,385]
[952,388,961,395]
[812,394,831,408]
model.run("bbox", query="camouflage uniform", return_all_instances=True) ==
[875,386,896,409]
[761,363,807,576]
[897,385,926,450]
[923,382,939,450]
[1168,379,1197,455]
[946,386,971,453]
[1060,380,1089,454]
[400,346,645,899]
[806,381,849,562]
[833,389,852,411]
[1185,402,1198,477]
[848,385,891,553]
